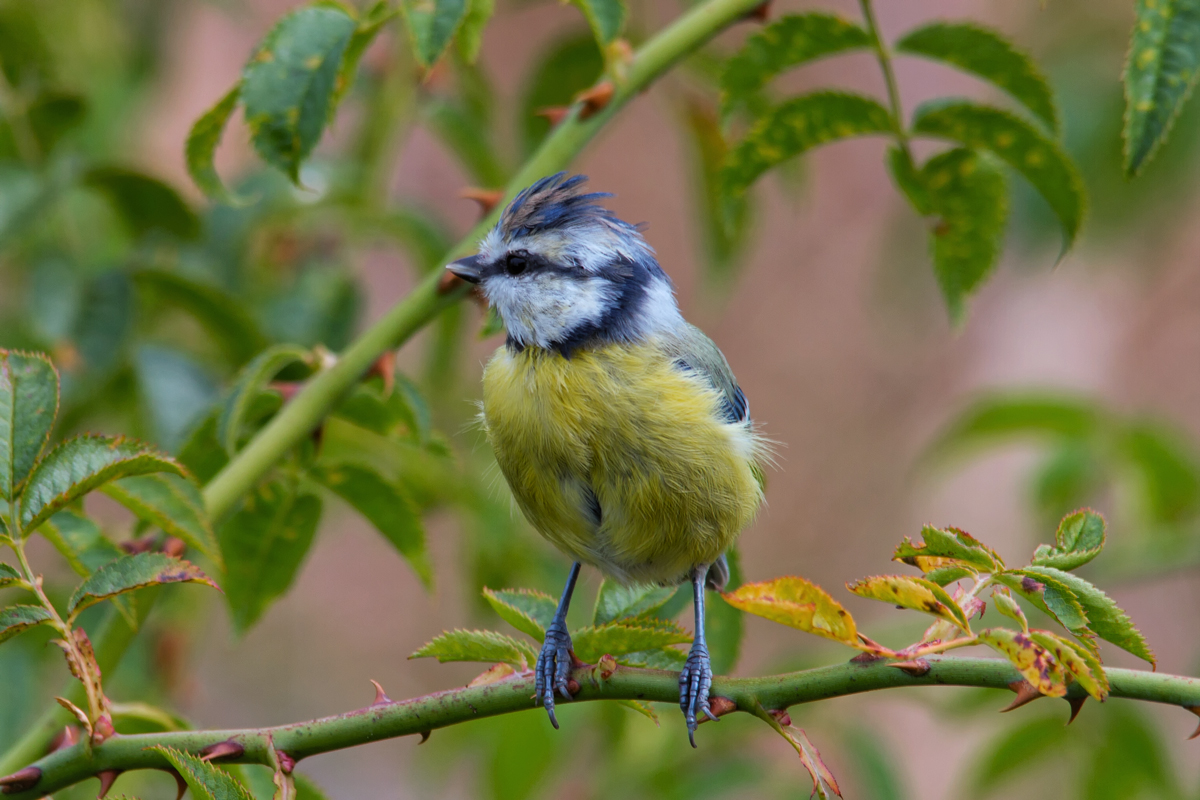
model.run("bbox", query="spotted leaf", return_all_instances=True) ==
[1029,629,1109,700]
[977,627,1069,697]
[1123,0,1200,174]
[722,576,857,646]
[67,552,218,619]
[846,574,970,632]
[0,604,53,644]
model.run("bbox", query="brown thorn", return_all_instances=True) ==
[162,536,186,558]
[575,81,614,120]
[366,352,396,395]
[1000,679,1045,712]
[96,769,122,799]
[437,270,465,295]
[92,714,115,744]
[199,739,244,762]
[535,106,569,127]
[419,730,431,744]
[850,650,885,664]
[370,679,393,706]
[889,658,931,677]
[1188,706,1200,740]
[1067,695,1087,725]
[743,0,771,22]
[459,187,505,217]
[709,696,737,718]
[277,750,296,774]
[50,724,81,752]
[566,678,581,696]
[0,766,42,794]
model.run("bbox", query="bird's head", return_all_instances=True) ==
[447,173,681,356]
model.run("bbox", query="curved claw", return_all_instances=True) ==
[535,624,574,729]
[679,641,714,748]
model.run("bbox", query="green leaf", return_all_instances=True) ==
[177,411,229,486]
[152,745,255,800]
[402,0,468,68]
[334,3,398,107]
[893,524,1002,572]
[896,22,1059,132]
[73,271,134,375]
[923,565,978,586]
[571,620,691,663]
[618,647,687,669]
[483,587,556,640]
[19,435,185,535]
[519,35,602,156]
[67,552,217,618]
[994,569,1090,634]
[1123,0,1200,175]
[572,0,625,46]
[0,563,23,588]
[891,147,1008,324]
[0,350,58,502]
[241,5,358,181]
[593,581,676,625]
[82,167,200,240]
[1031,508,1106,571]
[101,474,220,567]
[134,346,220,453]
[976,627,1068,697]
[1118,422,1200,523]
[220,480,321,633]
[682,99,752,286]
[1028,629,1109,700]
[846,574,970,632]
[410,628,538,667]
[992,588,1028,631]
[456,0,494,62]
[185,84,244,203]
[218,345,312,455]
[311,463,432,589]
[0,605,53,644]
[723,92,894,199]
[911,100,1086,255]
[132,270,268,367]
[40,510,123,577]
[925,394,1102,462]
[1020,566,1156,666]
[720,14,871,118]
[723,576,858,645]
[970,715,1074,792]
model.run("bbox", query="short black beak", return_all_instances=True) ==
[447,254,483,284]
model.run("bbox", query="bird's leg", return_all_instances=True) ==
[535,561,581,729]
[679,564,718,747]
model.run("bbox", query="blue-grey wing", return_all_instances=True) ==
[665,323,750,425]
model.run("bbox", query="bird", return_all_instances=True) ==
[447,173,767,745]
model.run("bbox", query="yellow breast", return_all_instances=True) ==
[481,340,763,585]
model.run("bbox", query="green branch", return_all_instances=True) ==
[5,657,1198,798]
[0,0,765,776]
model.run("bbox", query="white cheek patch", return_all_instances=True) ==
[485,273,616,348]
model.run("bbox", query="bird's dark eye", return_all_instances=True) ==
[505,252,528,276]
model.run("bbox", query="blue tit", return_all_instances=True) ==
[447,173,767,745]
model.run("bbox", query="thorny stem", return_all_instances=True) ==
[858,0,911,158]
[6,540,106,733]
[0,0,768,774]
[5,656,1199,799]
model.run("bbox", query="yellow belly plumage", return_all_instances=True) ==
[481,339,763,586]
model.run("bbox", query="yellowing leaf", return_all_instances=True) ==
[893,524,1002,572]
[1028,629,1109,700]
[722,576,857,646]
[977,627,1069,697]
[846,574,970,632]
[758,706,843,799]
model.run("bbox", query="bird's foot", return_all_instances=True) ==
[534,622,574,729]
[679,640,718,747]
